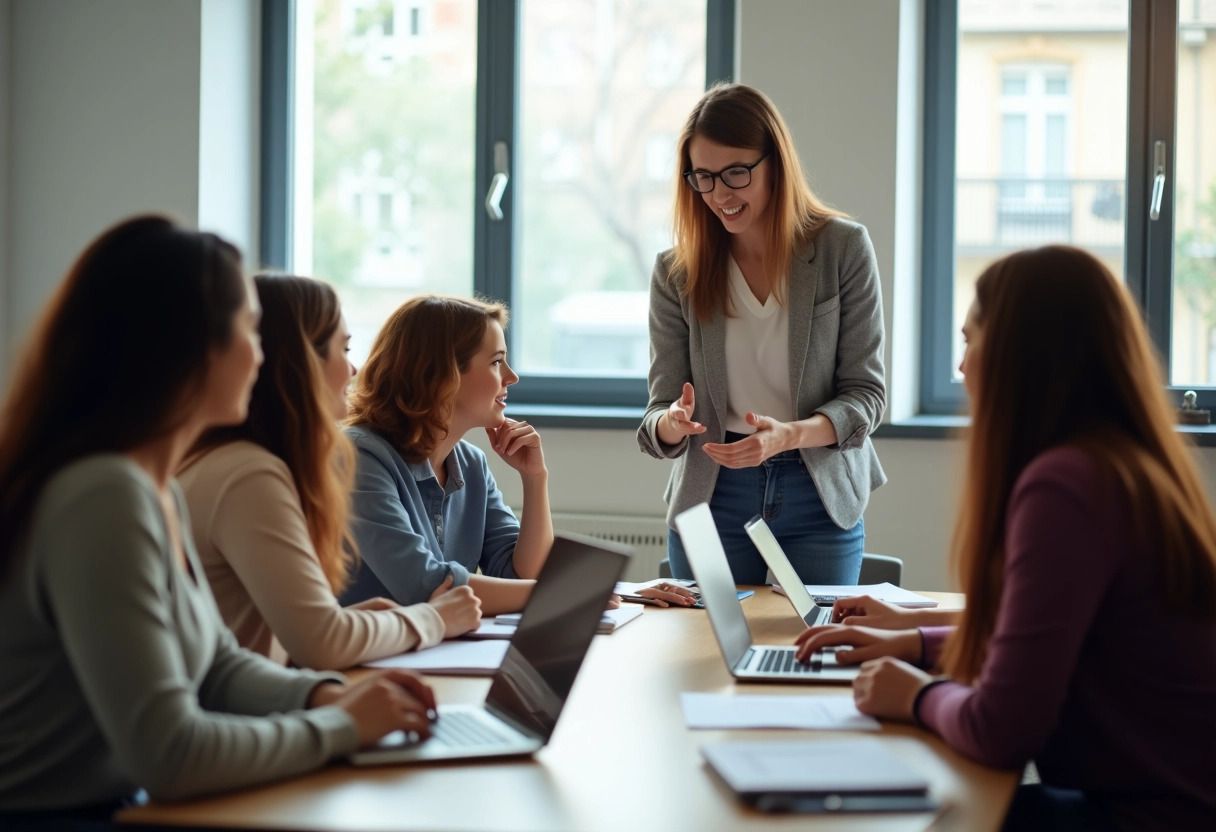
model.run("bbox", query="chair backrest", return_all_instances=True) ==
[859,553,903,587]
[660,552,905,587]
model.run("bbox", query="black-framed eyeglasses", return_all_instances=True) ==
[683,153,770,193]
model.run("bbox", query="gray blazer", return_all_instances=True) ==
[637,217,887,531]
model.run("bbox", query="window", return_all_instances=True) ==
[922,0,1205,412]
[262,0,735,412]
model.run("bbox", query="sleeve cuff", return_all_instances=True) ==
[638,413,689,459]
[911,679,952,729]
[395,602,447,649]
[295,672,348,710]
[306,704,361,759]
[814,402,867,450]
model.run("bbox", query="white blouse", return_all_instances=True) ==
[723,257,794,434]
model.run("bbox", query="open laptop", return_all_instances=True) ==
[350,532,628,765]
[674,503,858,684]
[744,515,835,627]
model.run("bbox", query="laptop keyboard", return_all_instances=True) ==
[757,647,819,674]
[430,710,513,747]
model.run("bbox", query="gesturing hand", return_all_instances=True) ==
[702,412,794,468]
[658,383,706,444]
[486,418,547,478]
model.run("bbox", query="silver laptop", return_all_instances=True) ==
[744,515,835,627]
[350,533,629,765]
[674,504,858,684]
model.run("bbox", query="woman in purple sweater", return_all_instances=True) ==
[797,246,1216,831]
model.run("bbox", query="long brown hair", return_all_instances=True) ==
[944,245,1216,682]
[671,83,846,322]
[346,294,508,463]
[0,215,247,583]
[188,275,358,594]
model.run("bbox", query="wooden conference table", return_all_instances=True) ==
[119,589,1016,832]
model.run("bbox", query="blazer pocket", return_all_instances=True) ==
[811,295,840,318]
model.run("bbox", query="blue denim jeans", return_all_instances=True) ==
[666,449,864,585]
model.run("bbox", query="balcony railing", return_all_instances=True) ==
[956,177,1124,251]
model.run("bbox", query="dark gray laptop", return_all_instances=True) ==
[674,504,857,684]
[351,532,628,764]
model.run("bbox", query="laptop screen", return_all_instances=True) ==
[484,534,627,740]
[673,503,753,668]
[744,515,817,619]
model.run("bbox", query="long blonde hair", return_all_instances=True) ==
[943,246,1216,683]
[670,83,846,322]
[188,275,358,594]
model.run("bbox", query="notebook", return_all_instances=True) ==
[350,532,628,765]
[486,605,643,635]
[673,503,858,683]
[701,738,938,813]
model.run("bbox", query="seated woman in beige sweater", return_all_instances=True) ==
[180,274,481,670]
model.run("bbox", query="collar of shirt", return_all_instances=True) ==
[404,453,466,496]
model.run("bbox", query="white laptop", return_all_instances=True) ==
[744,515,836,627]
[673,504,858,684]
[350,533,629,765]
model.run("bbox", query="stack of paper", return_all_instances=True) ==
[770,581,938,608]
[365,640,508,675]
[465,606,643,639]
[680,693,880,731]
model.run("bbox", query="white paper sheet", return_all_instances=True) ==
[680,692,881,731]
[365,639,509,674]
[770,581,939,608]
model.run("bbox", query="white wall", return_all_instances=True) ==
[1,0,1213,591]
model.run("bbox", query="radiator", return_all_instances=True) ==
[550,512,670,582]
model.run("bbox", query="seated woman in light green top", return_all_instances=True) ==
[0,217,436,825]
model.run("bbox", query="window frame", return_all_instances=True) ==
[920,0,1215,415]
[260,0,737,415]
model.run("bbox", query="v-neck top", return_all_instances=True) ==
[723,256,794,433]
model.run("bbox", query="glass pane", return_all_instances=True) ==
[516,0,706,376]
[954,1,1128,380]
[1171,2,1216,388]
[296,0,478,366]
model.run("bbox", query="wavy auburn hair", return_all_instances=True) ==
[346,295,508,463]
[0,215,247,583]
[671,83,846,322]
[188,275,358,594]
[943,246,1216,683]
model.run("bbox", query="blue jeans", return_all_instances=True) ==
[667,449,864,585]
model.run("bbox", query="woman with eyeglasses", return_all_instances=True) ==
[639,83,886,585]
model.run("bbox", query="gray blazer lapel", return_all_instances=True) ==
[699,309,729,431]
[788,240,819,405]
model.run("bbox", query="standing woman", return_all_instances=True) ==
[0,218,435,827]
[180,275,481,671]
[639,83,886,584]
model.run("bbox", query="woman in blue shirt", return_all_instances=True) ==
[340,295,694,615]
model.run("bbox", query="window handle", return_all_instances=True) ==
[1149,140,1166,221]
[485,141,509,221]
